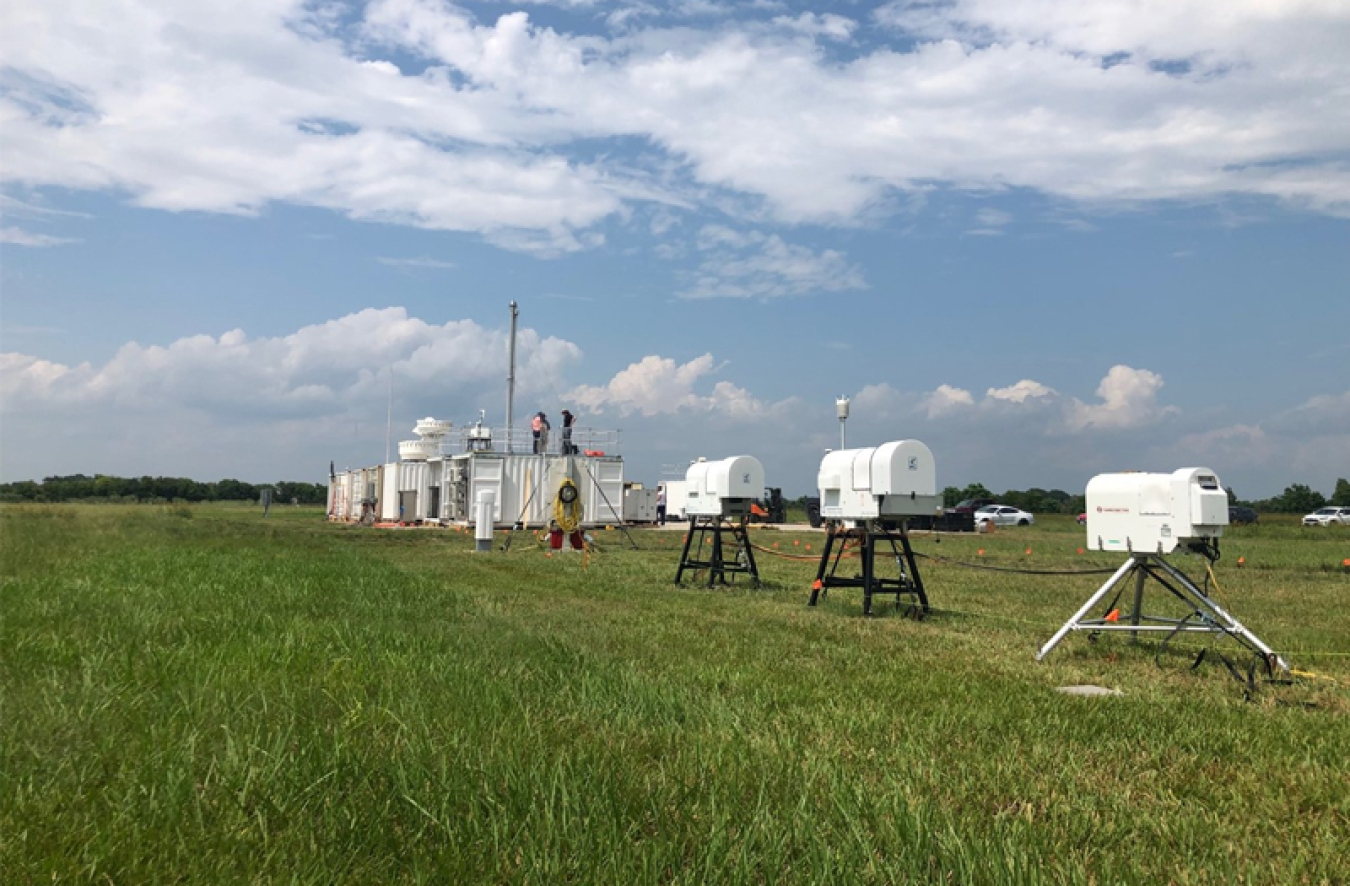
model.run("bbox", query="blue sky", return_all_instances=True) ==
[3,0,1348,498]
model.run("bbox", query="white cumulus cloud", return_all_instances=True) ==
[3,0,1348,256]
[566,353,787,417]
[986,379,1056,403]
[922,384,976,418]
[1066,364,1174,430]
[0,307,581,416]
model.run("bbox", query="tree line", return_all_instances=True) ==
[0,474,328,505]
[1235,479,1350,513]
[941,484,1085,514]
[936,479,1350,514]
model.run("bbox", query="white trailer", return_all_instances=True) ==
[658,479,689,521]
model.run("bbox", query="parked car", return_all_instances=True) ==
[973,505,1035,527]
[1076,512,1087,526]
[1228,506,1259,525]
[949,497,997,514]
[1302,507,1350,526]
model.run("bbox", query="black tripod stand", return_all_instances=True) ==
[809,521,928,617]
[675,515,760,588]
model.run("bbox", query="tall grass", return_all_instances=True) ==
[2,505,1347,883]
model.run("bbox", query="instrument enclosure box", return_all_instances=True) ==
[818,440,939,521]
[685,455,765,518]
[1086,468,1228,554]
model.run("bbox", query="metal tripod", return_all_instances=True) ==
[808,522,928,617]
[675,515,759,588]
[1036,553,1288,671]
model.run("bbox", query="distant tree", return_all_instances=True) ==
[215,478,258,501]
[942,486,963,508]
[1000,487,1077,514]
[1332,478,1350,507]
[955,483,992,503]
[1226,486,1237,505]
[1272,484,1326,514]
[0,480,43,501]
[274,481,326,505]
[0,475,323,504]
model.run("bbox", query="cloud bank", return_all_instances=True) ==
[3,0,1348,263]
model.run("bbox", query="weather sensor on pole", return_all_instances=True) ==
[809,440,938,616]
[836,396,850,450]
[1037,468,1287,672]
[674,455,764,588]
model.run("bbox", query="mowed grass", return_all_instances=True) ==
[2,505,1348,884]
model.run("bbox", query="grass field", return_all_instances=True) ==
[3,504,1348,884]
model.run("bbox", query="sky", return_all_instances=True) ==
[2,0,1348,499]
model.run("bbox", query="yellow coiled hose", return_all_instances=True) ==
[553,478,583,532]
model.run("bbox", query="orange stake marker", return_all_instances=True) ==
[1105,609,1120,623]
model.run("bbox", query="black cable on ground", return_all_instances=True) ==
[914,551,1120,576]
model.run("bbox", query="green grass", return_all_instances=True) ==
[2,504,1348,884]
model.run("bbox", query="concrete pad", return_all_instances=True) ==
[1056,685,1124,697]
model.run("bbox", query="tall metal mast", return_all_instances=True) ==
[384,366,393,464]
[506,301,519,454]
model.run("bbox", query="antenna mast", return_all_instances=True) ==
[506,301,519,454]
[385,366,393,464]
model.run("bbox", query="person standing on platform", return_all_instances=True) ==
[531,412,544,453]
[560,409,575,454]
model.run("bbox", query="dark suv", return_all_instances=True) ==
[1228,506,1259,525]
[949,497,997,514]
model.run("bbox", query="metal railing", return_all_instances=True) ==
[435,425,621,456]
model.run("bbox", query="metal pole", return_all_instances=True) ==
[506,302,518,454]
[384,366,392,465]
[835,396,850,450]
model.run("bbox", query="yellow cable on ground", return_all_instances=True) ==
[553,478,583,532]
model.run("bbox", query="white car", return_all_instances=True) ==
[973,505,1035,527]
[1302,507,1350,526]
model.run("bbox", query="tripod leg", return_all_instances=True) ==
[810,525,836,606]
[709,524,723,588]
[862,532,875,616]
[1129,567,1146,642]
[1037,558,1138,661]
[738,519,760,587]
[900,531,928,616]
[674,519,697,585]
[1150,556,1288,672]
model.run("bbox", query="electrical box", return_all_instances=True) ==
[684,455,765,518]
[1085,468,1228,554]
[817,440,939,521]
[623,487,658,523]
